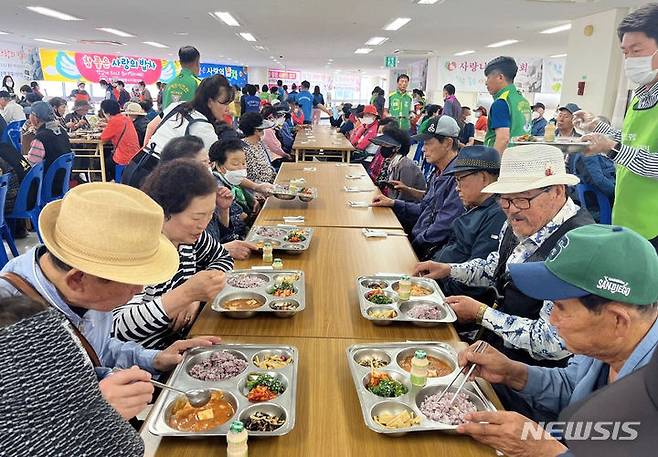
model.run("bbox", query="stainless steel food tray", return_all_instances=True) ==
[356,274,456,326]
[512,136,591,154]
[346,342,496,435]
[211,269,305,318]
[271,185,318,202]
[246,225,314,253]
[148,344,298,437]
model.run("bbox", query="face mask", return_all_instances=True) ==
[532,111,541,120]
[275,117,285,126]
[380,146,397,159]
[362,116,375,125]
[474,111,481,118]
[624,51,658,86]
[465,116,474,124]
[225,168,247,186]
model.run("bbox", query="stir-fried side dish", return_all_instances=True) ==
[393,283,432,296]
[357,356,389,369]
[367,371,408,398]
[368,308,398,319]
[168,391,235,432]
[399,355,452,378]
[246,374,286,402]
[244,411,286,432]
[254,354,293,369]
[366,289,394,305]
[270,300,300,311]
[374,410,421,429]
[268,281,296,297]
[284,230,307,243]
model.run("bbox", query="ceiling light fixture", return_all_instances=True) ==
[366,37,389,46]
[26,6,82,21]
[210,11,240,27]
[487,39,520,48]
[540,23,572,34]
[354,48,373,54]
[34,38,67,45]
[384,18,411,31]
[239,32,257,42]
[97,27,134,38]
[174,32,189,36]
[550,53,568,58]
[454,50,475,56]
[416,0,444,4]
[143,41,168,48]
[0,31,9,35]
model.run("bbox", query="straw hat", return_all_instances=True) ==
[39,183,179,285]
[482,144,579,194]
[123,101,146,116]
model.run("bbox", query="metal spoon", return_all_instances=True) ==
[150,379,211,408]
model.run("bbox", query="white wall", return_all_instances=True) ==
[247,66,268,86]
[561,8,628,118]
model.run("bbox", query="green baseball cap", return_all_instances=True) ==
[509,225,658,306]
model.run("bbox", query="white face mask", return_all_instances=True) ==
[362,116,375,125]
[624,50,658,86]
[224,168,247,186]
[275,117,285,126]
[532,111,541,120]
[474,111,481,118]
[465,116,474,124]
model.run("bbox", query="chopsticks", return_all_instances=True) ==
[435,340,488,407]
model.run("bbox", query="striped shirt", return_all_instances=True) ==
[593,81,658,179]
[111,231,234,349]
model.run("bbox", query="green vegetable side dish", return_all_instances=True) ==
[368,379,408,398]
[246,374,285,394]
[366,290,394,305]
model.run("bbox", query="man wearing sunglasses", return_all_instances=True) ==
[416,144,594,370]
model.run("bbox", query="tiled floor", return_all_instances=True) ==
[4,231,40,261]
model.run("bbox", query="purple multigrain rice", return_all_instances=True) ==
[189,351,248,381]
[227,274,267,289]
[407,304,441,320]
[419,392,477,425]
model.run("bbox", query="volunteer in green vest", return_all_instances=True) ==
[483,56,532,154]
[389,74,413,131]
[161,46,201,110]
[575,4,658,252]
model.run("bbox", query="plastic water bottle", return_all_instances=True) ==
[227,420,248,457]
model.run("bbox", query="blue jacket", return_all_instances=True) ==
[287,90,298,104]
[243,95,261,113]
[433,196,507,264]
[531,117,548,136]
[278,124,294,152]
[519,317,658,417]
[393,157,465,259]
[0,247,159,377]
[297,90,313,120]
[568,153,616,199]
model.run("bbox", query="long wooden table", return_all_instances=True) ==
[70,137,108,182]
[143,157,501,457]
[293,125,354,162]
[256,163,402,229]
[142,336,499,457]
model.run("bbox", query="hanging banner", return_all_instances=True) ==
[437,56,549,93]
[0,41,43,82]
[541,57,567,94]
[199,63,248,87]
[268,68,301,86]
[409,59,428,92]
[39,48,179,84]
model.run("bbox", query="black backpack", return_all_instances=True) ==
[121,104,212,188]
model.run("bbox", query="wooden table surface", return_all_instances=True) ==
[293,125,354,162]
[192,226,456,341]
[256,163,402,229]
[141,335,499,457]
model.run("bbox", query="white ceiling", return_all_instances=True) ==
[0,0,639,71]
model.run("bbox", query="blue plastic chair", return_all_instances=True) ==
[0,173,16,266]
[41,153,74,206]
[0,120,26,151]
[7,162,44,241]
[115,164,125,183]
[576,183,612,224]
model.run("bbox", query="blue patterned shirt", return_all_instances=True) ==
[448,198,580,360]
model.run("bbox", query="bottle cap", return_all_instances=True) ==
[401,275,410,281]
[230,420,245,433]
[414,349,427,359]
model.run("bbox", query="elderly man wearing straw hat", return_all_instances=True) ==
[416,144,594,368]
[0,183,221,419]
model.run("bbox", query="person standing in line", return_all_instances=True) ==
[296,81,314,125]
[442,84,462,123]
[287,83,299,105]
[388,74,413,131]
[162,46,201,110]
[138,81,153,103]
[483,56,532,154]
[116,81,131,108]
[312,85,325,125]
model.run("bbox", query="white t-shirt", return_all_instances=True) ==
[148,102,217,154]
[1,101,26,124]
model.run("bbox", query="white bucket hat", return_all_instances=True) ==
[482,144,579,194]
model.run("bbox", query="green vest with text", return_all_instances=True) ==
[389,90,413,130]
[162,68,200,110]
[614,96,658,239]
[484,84,532,147]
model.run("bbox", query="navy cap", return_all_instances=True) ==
[509,261,590,302]
[30,101,54,122]
[445,145,501,175]
[369,133,401,148]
